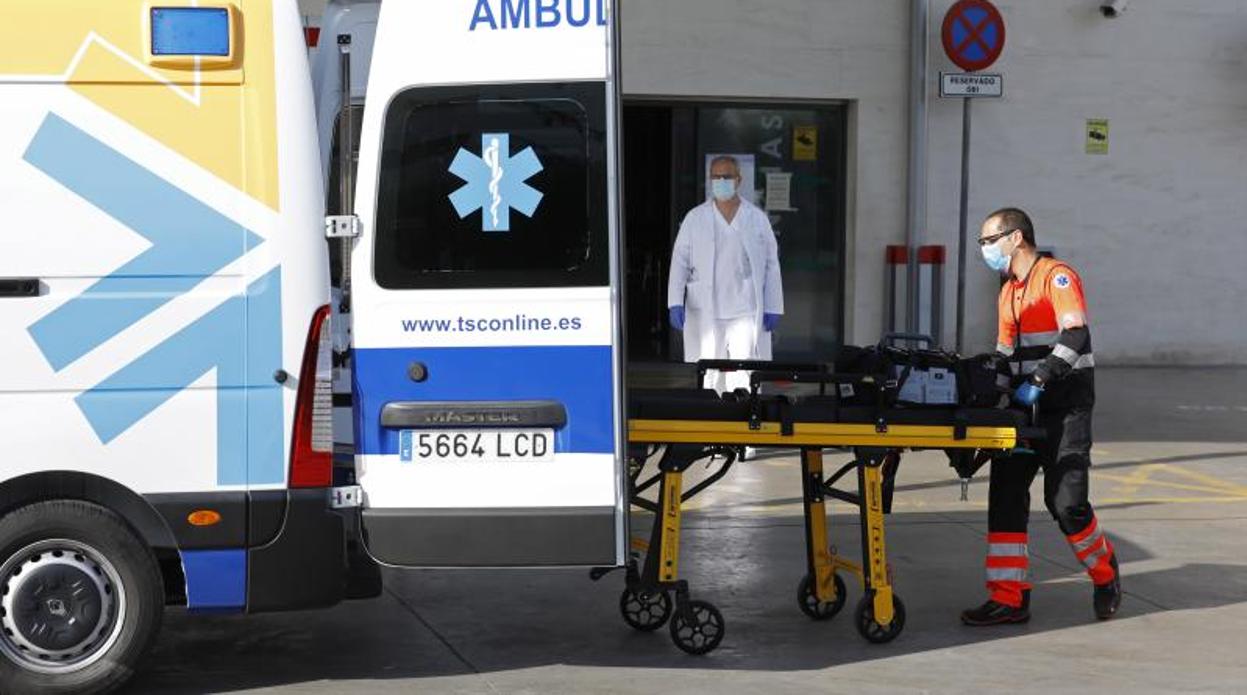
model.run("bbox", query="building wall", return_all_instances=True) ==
[927,0,1247,364]
[623,0,1247,364]
[298,0,1247,364]
[620,0,913,355]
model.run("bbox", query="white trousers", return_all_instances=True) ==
[684,312,760,394]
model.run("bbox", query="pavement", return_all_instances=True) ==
[130,368,1247,694]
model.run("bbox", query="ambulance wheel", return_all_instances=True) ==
[0,500,164,695]
[668,600,725,655]
[619,588,671,632]
[854,592,906,644]
[797,573,847,621]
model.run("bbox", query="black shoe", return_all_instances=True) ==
[1094,555,1122,620]
[961,599,1030,626]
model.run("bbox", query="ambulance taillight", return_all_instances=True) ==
[290,305,334,488]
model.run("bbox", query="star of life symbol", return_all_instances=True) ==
[1054,273,1071,289]
[448,133,544,232]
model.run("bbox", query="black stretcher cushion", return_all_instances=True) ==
[628,388,751,421]
[628,389,1028,429]
[790,397,1028,429]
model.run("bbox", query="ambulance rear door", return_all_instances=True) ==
[346,1,626,567]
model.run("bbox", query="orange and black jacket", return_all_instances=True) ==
[995,257,1095,397]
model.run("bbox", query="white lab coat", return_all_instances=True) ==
[668,198,784,366]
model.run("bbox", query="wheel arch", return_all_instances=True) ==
[0,471,186,603]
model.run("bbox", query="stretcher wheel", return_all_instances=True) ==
[669,600,725,655]
[854,592,906,644]
[797,573,847,620]
[619,588,672,632]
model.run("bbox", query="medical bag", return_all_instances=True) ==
[833,335,1010,408]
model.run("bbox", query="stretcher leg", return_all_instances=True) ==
[797,447,848,620]
[621,449,725,654]
[656,470,683,584]
[854,448,906,643]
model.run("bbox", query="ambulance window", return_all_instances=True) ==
[373,82,608,289]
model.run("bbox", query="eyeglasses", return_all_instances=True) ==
[978,229,1017,247]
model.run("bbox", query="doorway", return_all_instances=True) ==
[623,101,849,365]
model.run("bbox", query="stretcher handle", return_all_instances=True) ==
[748,370,878,391]
[1018,426,1047,440]
[695,359,826,385]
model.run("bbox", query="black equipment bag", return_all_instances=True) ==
[834,335,1012,409]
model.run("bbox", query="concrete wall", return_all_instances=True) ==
[620,0,913,354]
[298,0,1247,364]
[927,0,1247,364]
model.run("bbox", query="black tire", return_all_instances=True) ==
[797,573,847,621]
[0,500,164,695]
[668,600,725,655]
[854,592,906,644]
[619,588,672,632]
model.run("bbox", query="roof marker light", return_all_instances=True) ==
[151,7,231,57]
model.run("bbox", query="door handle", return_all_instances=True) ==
[0,278,41,298]
[380,401,568,429]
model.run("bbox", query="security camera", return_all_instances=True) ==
[1099,0,1128,18]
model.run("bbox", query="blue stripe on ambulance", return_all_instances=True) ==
[19,114,285,486]
[352,345,614,456]
[74,269,285,485]
[23,113,261,371]
[180,549,246,612]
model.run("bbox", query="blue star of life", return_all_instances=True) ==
[448,133,544,232]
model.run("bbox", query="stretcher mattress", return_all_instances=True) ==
[628,388,1029,430]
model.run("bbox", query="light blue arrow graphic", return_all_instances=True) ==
[448,133,543,232]
[75,269,285,486]
[24,114,261,371]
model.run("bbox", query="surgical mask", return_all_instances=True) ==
[711,178,737,201]
[980,240,1011,273]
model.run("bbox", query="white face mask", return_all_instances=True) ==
[711,178,737,201]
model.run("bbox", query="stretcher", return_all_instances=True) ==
[592,359,1040,655]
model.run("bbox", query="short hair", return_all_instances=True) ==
[986,207,1036,246]
[709,155,741,177]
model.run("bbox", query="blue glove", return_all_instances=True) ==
[762,312,781,332]
[669,305,686,331]
[1013,380,1044,407]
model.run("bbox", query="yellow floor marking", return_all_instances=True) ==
[1096,496,1247,505]
[1097,462,1247,498]
[1113,463,1161,498]
[1154,463,1247,495]
[1095,472,1240,497]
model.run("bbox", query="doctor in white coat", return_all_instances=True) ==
[668,155,784,394]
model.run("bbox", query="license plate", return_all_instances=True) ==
[398,429,554,463]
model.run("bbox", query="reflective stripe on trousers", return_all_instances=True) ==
[1066,515,1116,585]
[985,532,1031,606]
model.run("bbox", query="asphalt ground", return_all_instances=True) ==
[130,368,1247,694]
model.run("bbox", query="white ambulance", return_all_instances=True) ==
[0,2,358,692]
[334,0,629,567]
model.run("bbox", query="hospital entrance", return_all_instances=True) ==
[622,102,849,378]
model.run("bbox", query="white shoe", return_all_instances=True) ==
[743,446,758,461]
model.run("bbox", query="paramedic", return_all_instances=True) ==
[667,155,784,394]
[961,207,1122,626]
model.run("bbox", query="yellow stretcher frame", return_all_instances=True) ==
[621,416,1018,649]
[629,419,1018,450]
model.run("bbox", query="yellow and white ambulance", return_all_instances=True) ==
[0,2,354,692]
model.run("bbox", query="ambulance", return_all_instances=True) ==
[332,0,629,568]
[0,2,356,692]
[0,0,626,689]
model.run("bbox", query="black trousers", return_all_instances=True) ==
[988,404,1095,536]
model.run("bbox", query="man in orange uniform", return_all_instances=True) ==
[961,207,1122,626]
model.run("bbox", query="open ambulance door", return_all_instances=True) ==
[344,1,626,566]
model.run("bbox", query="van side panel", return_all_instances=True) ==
[0,1,335,612]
